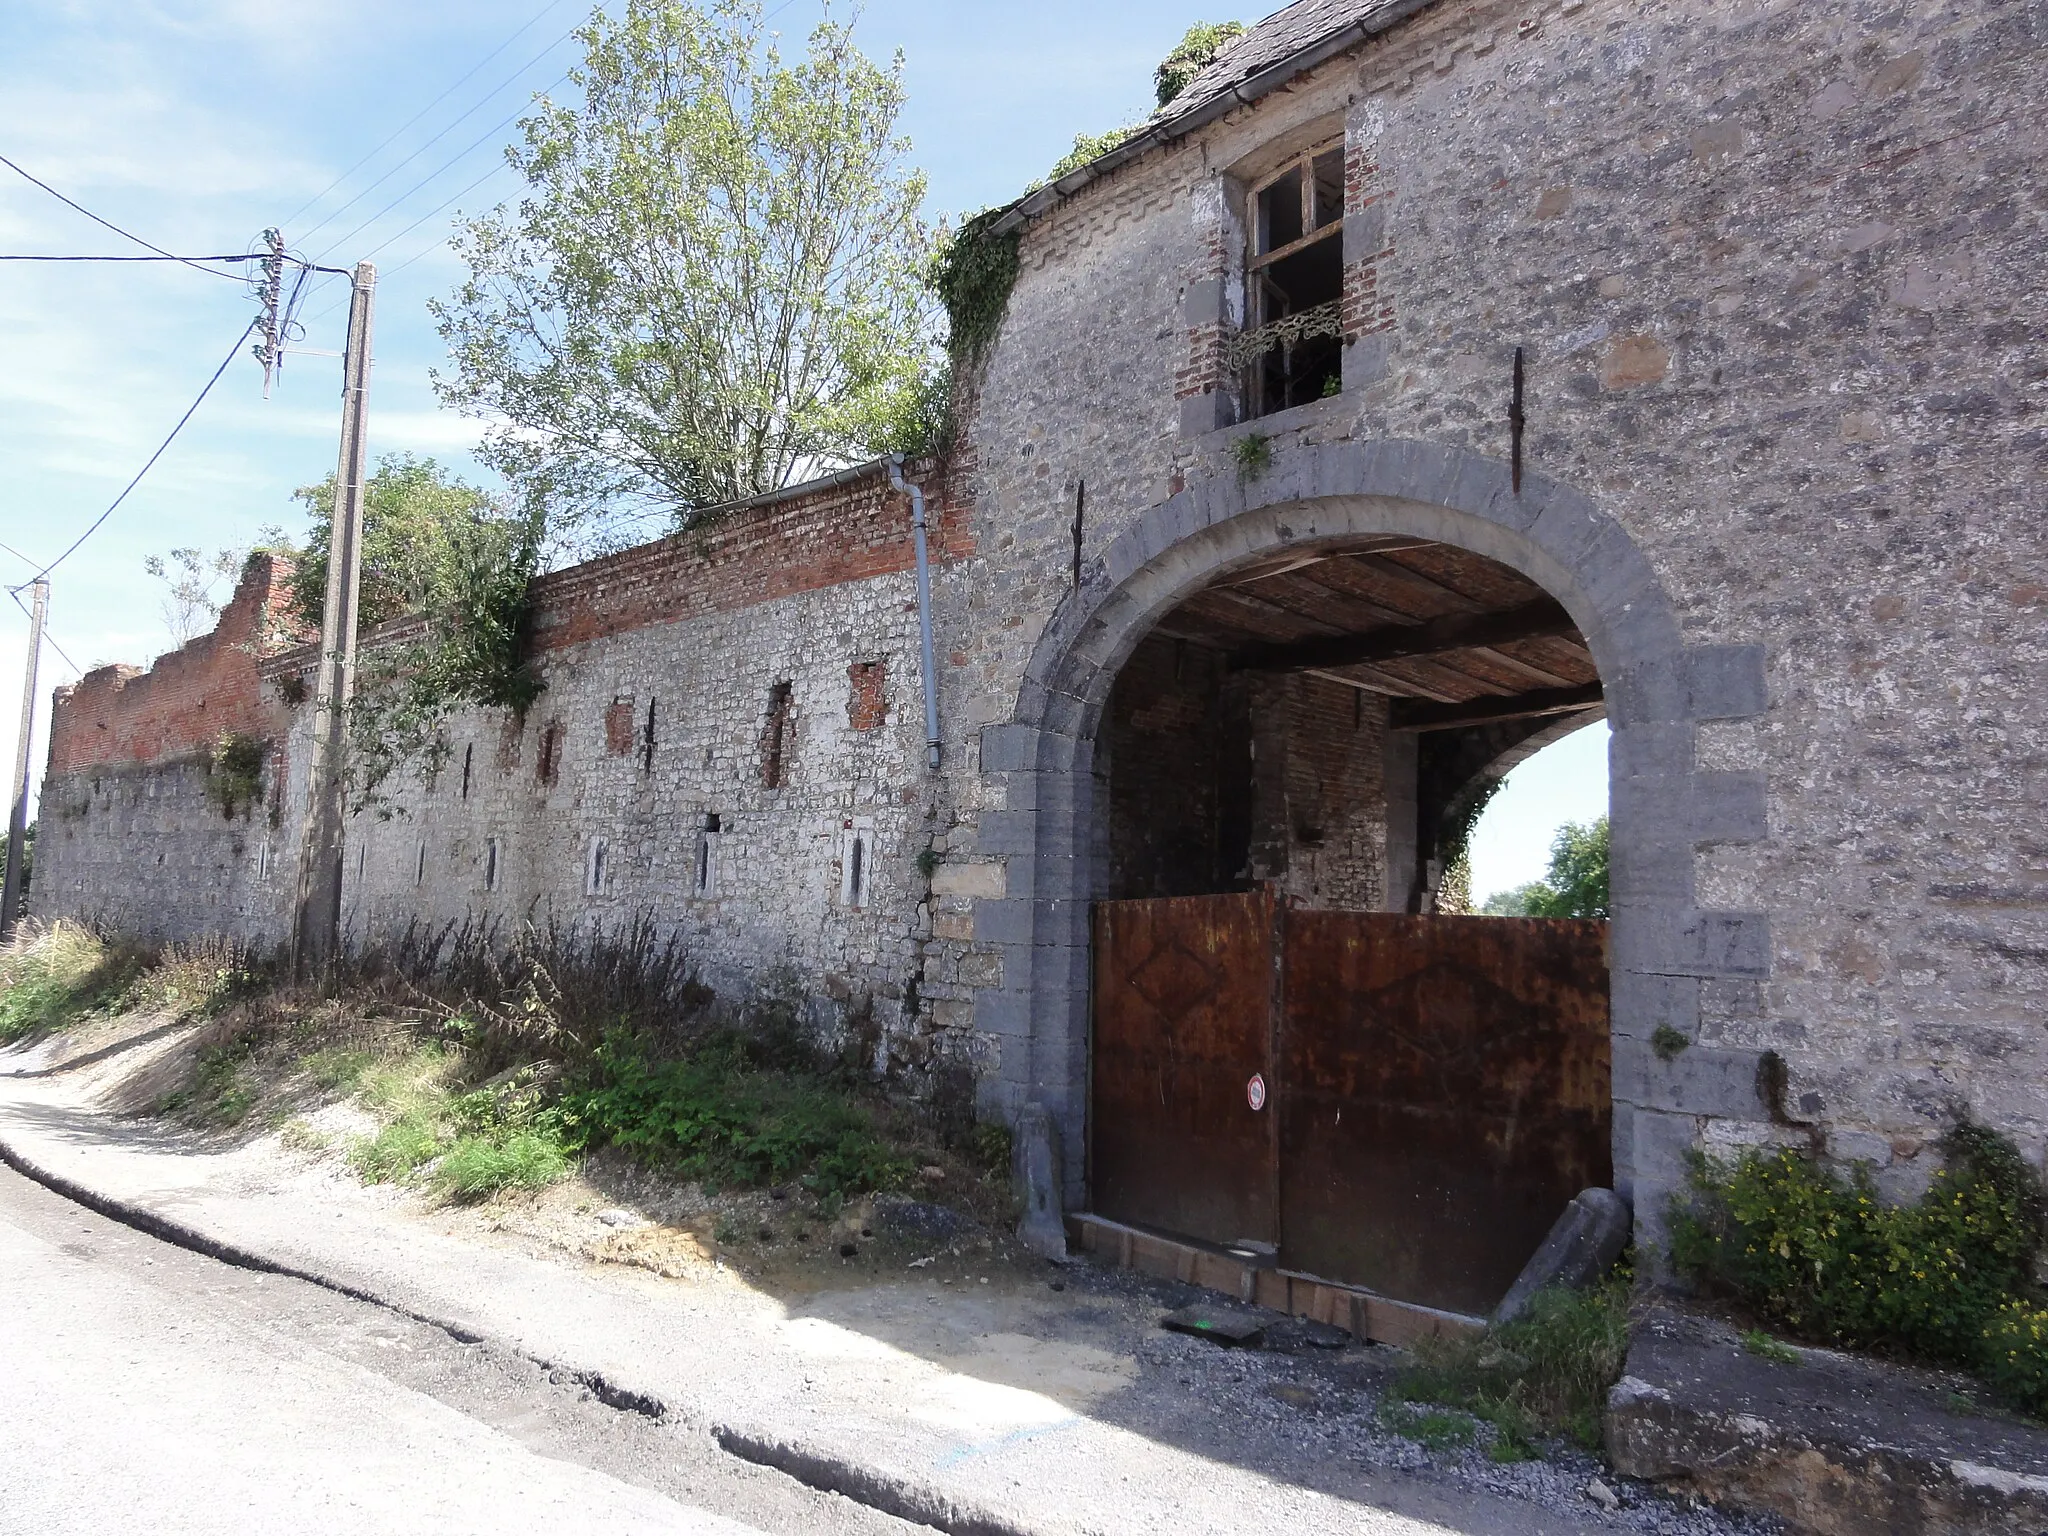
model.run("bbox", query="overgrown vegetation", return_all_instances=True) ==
[0,918,997,1216]
[1231,431,1272,482]
[0,922,255,1044]
[1671,1124,2048,1417]
[207,732,266,819]
[288,453,545,810]
[1385,1277,1631,1458]
[1153,21,1247,108]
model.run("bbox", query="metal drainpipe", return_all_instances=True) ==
[888,455,943,772]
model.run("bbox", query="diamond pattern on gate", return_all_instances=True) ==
[1126,934,1223,1025]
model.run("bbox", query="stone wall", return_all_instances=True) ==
[951,0,2047,1210]
[33,554,300,945]
[29,0,2045,1243]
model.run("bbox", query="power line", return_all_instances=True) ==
[360,160,516,265]
[13,317,259,591]
[298,29,580,251]
[0,154,246,282]
[0,542,38,570]
[280,0,575,230]
[7,589,81,680]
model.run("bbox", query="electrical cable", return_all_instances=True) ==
[298,29,579,251]
[280,0,574,230]
[7,589,82,680]
[0,154,246,282]
[12,317,259,592]
[358,160,516,265]
[0,251,254,265]
[0,541,38,570]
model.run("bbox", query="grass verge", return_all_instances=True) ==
[1384,1278,1630,1458]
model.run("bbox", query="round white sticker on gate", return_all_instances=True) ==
[1246,1073,1267,1112]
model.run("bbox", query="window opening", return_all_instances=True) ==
[696,814,721,898]
[415,841,427,887]
[761,682,794,788]
[356,845,365,882]
[586,836,608,897]
[642,698,657,774]
[1236,140,1346,418]
[461,743,473,799]
[604,696,635,757]
[537,722,563,786]
[485,837,500,892]
[840,819,873,909]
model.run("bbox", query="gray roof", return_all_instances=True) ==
[992,0,1439,233]
[1156,0,1422,128]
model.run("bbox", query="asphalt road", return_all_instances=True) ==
[0,1163,920,1536]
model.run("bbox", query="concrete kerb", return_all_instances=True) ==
[0,1128,1054,1536]
[981,435,1775,1242]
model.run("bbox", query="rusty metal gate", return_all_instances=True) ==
[1091,890,1610,1316]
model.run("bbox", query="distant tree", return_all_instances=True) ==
[1154,20,1247,107]
[432,0,937,545]
[286,453,516,633]
[1483,818,1610,919]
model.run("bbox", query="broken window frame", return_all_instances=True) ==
[1240,139,1346,420]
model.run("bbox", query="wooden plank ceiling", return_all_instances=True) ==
[1152,538,1602,729]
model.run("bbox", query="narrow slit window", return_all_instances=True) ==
[1239,137,1346,419]
[586,836,608,897]
[461,743,473,799]
[761,682,794,788]
[840,821,873,909]
[642,697,657,774]
[485,837,500,892]
[695,814,720,898]
[537,722,563,786]
[415,842,427,887]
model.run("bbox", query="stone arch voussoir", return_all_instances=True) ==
[977,438,1772,1241]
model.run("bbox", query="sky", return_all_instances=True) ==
[0,0,1605,890]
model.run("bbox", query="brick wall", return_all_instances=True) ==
[46,553,299,776]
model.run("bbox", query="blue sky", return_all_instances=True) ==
[0,0,1604,892]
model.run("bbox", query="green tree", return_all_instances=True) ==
[1482,818,1610,919]
[432,0,937,542]
[290,453,544,809]
[1154,21,1247,108]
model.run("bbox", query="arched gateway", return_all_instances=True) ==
[972,438,1773,1302]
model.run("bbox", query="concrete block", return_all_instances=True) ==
[1178,391,1227,438]
[1615,1036,1772,1121]
[977,723,1038,773]
[1615,905,1772,979]
[1606,653,1693,725]
[1343,203,1386,260]
[972,986,1033,1040]
[931,860,1006,899]
[1011,1105,1064,1277]
[969,898,1036,945]
[970,810,1037,859]
[1609,722,1695,780]
[1609,835,1695,905]
[1492,1188,1632,1324]
[1688,771,1769,846]
[1181,276,1224,325]
[1689,644,1769,721]
[1611,970,1702,1040]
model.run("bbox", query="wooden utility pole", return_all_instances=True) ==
[291,261,375,978]
[1,578,47,941]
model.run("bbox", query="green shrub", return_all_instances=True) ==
[1389,1278,1629,1452]
[1982,1302,2048,1418]
[1672,1123,2048,1414]
[1671,1125,2043,1364]
[559,1035,911,1200]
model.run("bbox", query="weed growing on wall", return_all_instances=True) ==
[1671,1125,2048,1415]
[206,732,266,819]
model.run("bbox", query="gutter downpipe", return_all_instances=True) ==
[889,454,942,773]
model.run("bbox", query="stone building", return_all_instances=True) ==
[34,0,2045,1312]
